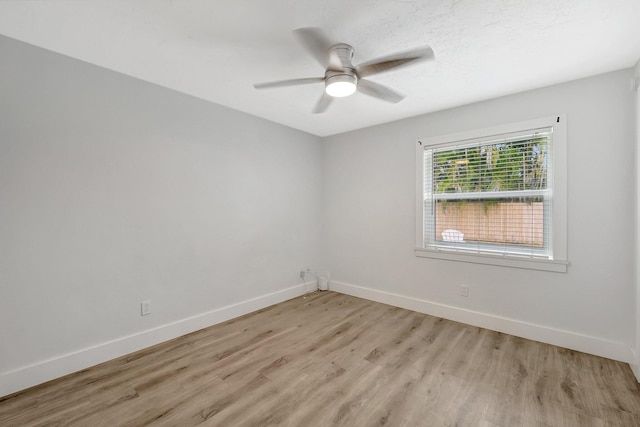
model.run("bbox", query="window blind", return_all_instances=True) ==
[423,127,553,259]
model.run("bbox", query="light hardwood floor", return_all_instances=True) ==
[2,291,640,426]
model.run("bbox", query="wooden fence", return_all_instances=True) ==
[436,201,544,246]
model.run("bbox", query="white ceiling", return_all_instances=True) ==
[1,0,639,137]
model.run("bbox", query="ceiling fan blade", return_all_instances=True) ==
[357,79,404,103]
[253,77,324,90]
[356,46,434,78]
[293,27,333,69]
[312,92,333,114]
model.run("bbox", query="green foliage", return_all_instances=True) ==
[433,137,548,194]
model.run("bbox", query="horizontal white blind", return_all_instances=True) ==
[423,127,553,258]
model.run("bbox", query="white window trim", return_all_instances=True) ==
[415,115,568,272]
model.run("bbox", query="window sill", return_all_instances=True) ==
[414,247,568,273]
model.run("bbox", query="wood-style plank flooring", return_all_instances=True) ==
[2,291,640,426]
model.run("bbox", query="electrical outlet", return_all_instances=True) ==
[300,269,306,279]
[460,285,469,297]
[141,300,151,316]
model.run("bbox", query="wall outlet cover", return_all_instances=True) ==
[141,300,151,316]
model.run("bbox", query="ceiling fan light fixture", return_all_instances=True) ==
[325,74,357,97]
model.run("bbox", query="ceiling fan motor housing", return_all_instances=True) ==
[325,43,357,97]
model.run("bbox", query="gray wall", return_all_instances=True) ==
[0,35,323,394]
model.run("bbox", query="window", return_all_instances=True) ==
[415,116,567,272]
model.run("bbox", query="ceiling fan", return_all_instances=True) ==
[253,28,435,113]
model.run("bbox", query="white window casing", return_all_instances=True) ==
[415,115,568,272]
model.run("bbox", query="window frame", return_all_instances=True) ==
[415,115,568,272]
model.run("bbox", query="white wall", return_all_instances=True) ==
[323,69,637,362]
[0,36,323,395]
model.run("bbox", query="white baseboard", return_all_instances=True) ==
[630,349,640,382]
[330,280,634,364]
[631,364,640,382]
[0,282,311,398]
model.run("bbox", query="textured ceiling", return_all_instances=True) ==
[1,0,639,137]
